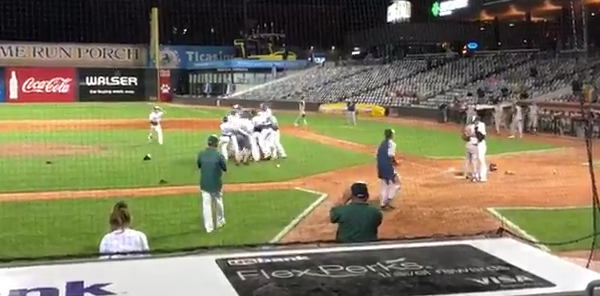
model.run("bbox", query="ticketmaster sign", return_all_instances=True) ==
[0,43,147,68]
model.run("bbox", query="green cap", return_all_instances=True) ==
[207,134,219,146]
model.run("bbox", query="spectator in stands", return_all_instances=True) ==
[330,182,382,244]
[99,201,150,259]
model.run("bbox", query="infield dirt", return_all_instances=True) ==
[0,118,595,265]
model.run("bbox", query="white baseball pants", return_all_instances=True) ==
[476,141,487,181]
[148,124,163,145]
[250,132,261,161]
[201,190,225,233]
[271,130,287,158]
[259,129,273,158]
[464,143,478,178]
[219,136,237,161]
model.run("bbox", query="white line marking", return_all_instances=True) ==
[429,148,566,160]
[269,187,328,244]
[163,103,217,115]
[493,206,592,210]
[486,208,551,252]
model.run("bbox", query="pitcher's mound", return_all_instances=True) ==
[0,143,104,157]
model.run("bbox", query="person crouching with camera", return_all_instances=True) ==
[329,182,383,243]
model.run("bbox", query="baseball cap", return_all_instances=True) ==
[207,134,219,146]
[350,182,369,199]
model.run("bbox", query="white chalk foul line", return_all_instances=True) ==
[268,187,328,244]
[486,208,551,252]
[493,206,592,210]
[428,148,567,160]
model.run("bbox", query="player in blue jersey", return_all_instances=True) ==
[377,128,401,210]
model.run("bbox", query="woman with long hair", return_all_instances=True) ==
[99,201,149,259]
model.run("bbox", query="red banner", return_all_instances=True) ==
[4,68,76,103]
[159,69,171,102]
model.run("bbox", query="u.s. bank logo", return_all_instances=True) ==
[159,48,181,69]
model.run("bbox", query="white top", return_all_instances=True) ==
[239,118,254,135]
[220,122,237,136]
[251,115,267,127]
[269,115,279,128]
[465,124,479,146]
[149,111,164,123]
[299,101,305,112]
[99,228,149,259]
[514,105,523,120]
[387,139,396,157]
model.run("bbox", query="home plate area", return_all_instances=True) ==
[215,238,599,296]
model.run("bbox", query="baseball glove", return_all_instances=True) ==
[461,133,470,142]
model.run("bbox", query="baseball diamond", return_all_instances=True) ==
[0,103,595,268]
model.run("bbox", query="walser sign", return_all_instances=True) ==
[78,68,145,102]
[216,244,555,296]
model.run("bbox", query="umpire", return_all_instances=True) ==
[330,182,382,243]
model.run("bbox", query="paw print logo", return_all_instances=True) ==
[160,84,170,94]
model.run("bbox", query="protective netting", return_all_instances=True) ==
[0,0,600,267]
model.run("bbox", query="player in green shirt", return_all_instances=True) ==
[197,135,227,233]
[330,182,383,243]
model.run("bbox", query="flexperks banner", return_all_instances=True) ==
[153,46,237,69]
[78,68,145,102]
[4,68,76,103]
[318,102,386,117]
[216,244,555,296]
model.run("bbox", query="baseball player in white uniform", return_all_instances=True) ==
[259,103,272,117]
[236,117,254,165]
[250,111,265,161]
[294,97,308,126]
[269,115,287,159]
[259,114,275,160]
[472,116,488,182]
[147,106,165,145]
[219,117,239,161]
[463,122,479,180]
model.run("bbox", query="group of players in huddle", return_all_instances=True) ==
[218,103,287,165]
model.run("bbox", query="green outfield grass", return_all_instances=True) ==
[301,115,558,157]
[0,189,321,259]
[167,105,561,158]
[0,130,371,193]
[0,103,221,119]
[494,207,600,252]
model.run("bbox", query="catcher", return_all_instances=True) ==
[462,121,479,181]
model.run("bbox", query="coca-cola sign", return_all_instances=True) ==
[4,68,76,103]
[22,77,73,94]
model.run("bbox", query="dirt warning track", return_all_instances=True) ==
[0,118,592,249]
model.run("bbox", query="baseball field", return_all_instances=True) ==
[0,102,596,261]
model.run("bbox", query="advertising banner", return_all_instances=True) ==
[78,68,146,102]
[4,68,76,103]
[318,102,386,117]
[159,69,171,102]
[155,46,237,69]
[0,43,146,68]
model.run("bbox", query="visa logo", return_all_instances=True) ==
[6,281,115,296]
